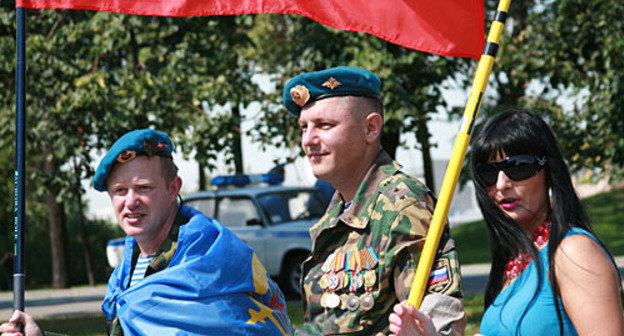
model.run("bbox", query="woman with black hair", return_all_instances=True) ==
[388,110,624,335]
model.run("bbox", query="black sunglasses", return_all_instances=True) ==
[476,154,547,187]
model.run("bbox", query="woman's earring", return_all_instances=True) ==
[548,187,553,209]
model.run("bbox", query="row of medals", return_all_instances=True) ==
[319,248,378,312]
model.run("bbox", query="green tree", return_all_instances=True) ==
[0,8,264,287]
[459,0,624,183]
[526,0,624,181]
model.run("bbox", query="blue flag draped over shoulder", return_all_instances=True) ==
[102,205,293,335]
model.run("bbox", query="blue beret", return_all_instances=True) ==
[93,129,174,192]
[283,66,381,117]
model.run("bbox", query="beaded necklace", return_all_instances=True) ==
[504,218,552,280]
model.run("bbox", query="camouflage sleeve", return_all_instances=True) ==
[389,198,466,336]
[294,323,324,336]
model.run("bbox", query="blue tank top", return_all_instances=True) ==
[479,228,597,335]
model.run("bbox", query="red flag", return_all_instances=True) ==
[16,0,485,59]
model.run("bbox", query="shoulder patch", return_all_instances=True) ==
[427,258,452,293]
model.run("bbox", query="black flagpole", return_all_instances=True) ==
[14,6,26,313]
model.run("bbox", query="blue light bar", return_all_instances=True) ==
[210,172,284,187]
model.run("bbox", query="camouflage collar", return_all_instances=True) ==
[339,150,401,228]
[311,150,401,238]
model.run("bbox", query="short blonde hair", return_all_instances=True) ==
[158,156,179,186]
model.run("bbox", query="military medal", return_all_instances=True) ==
[321,251,348,310]
[346,294,360,311]
[364,270,376,287]
[348,251,364,291]
[360,293,374,311]
[327,273,341,291]
[326,292,341,309]
[320,292,329,308]
[364,248,379,268]
[319,274,329,290]
[342,271,350,289]
[361,248,379,311]
[322,248,380,311]
[334,251,345,273]
[351,271,364,290]
[321,252,336,272]
[340,294,349,310]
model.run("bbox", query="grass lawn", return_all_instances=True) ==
[451,188,624,265]
[37,315,107,336]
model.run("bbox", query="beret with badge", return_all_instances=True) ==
[283,66,381,117]
[93,129,174,192]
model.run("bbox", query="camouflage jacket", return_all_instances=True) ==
[295,150,465,336]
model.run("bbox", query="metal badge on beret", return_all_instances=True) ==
[290,85,310,107]
[346,294,360,311]
[322,77,341,90]
[360,293,374,311]
[117,150,137,163]
[144,139,169,155]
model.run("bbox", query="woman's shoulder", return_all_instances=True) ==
[555,228,615,278]
[563,227,595,239]
[554,229,624,336]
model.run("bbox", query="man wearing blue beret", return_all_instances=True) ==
[284,66,466,335]
[1,129,293,336]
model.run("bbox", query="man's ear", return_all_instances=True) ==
[364,112,383,144]
[169,176,182,202]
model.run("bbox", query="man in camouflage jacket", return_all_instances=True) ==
[283,66,466,335]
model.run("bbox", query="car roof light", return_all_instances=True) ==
[210,172,284,187]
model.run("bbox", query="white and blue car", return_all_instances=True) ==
[107,172,330,296]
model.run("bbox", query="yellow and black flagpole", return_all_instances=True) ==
[407,0,512,308]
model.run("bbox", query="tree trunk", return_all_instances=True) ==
[44,153,69,289]
[381,119,401,160]
[46,191,69,288]
[416,117,435,192]
[76,191,95,286]
[232,104,244,174]
[198,162,207,191]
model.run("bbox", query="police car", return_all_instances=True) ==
[106,171,330,296]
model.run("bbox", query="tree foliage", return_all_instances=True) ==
[460,0,624,183]
[0,7,262,287]
[526,0,624,181]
